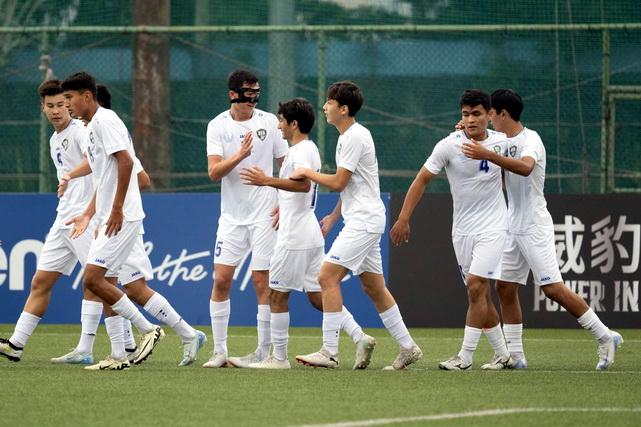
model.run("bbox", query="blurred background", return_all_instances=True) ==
[1,0,640,194]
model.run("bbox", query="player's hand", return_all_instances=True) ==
[57,174,70,198]
[65,214,91,239]
[455,120,465,131]
[271,206,280,230]
[104,208,124,237]
[237,132,254,160]
[289,168,308,181]
[390,219,410,246]
[462,139,491,160]
[319,214,338,237]
[239,166,269,186]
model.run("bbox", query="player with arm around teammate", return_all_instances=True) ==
[461,88,622,370]
[240,98,375,369]
[391,89,513,371]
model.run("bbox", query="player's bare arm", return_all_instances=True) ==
[105,149,133,237]
[319,198,341,237]
[462,139,535,176]
[240,166,310,193]
[390,167,435,246]
[207,132,253,181]
[289,167,351,192]
[57,155,91,197]
[66,191,97,239]
[137,169,151,189]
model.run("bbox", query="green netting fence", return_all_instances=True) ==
[1,1,640,194]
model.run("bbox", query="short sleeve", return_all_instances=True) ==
[206,121,224,157]
[521,134,542,162]
[337,134,365,172]
[133,156,144,174]
[424,140,449,174]
[291,145,314,170]
[99,117,129,156]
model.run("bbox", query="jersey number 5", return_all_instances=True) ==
[479,160,489,173]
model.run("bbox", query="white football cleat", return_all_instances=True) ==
[481,353,514,370]
[438,355,472,371]
[50,349,93,365]
[133,326,165,365]
[0,338,22,362]
[202,352,229,368]
[353,334,377,370]
[179,330,207,367]
[227,351,264,368]
[84,356,130,371]
[296,347,339,369]
[248,355,291,369]
[596,330,624,370]
[383,344,423,370]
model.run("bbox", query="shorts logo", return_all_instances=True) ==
[487,271,494,275]
[270,280,279,285]
[256,128,267,141]
[509,145,517,157]
[61,138,69,150]
[131,271,141,277]
[330,255,340,261]
[540,276,550,281]
[94,258,106,264]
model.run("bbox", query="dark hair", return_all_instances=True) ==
[491,88,523,121]
[278,98,315,134]
[459,89,490,111]
[326,81,363,117]
[61,72,97,98]
[38,79,62,99]
[96,84,112,109]
[227,69,258,89]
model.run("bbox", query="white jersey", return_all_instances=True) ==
[335,122,386,234]
[50,119,94,229]
[504,128,553,234]
[424,129,508,236]
[206,108,289,225]
[277,139,324,250]
[85,107,145,226]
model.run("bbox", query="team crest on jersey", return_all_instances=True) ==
[61,138,69,150]
[493,145,501,154]
[256,128,267,141]
[509,145,517,157]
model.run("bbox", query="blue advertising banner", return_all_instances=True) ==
[0,193,390,328]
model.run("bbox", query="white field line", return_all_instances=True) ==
[295,407,641,427]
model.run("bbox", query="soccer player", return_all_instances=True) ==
[390,89,513,371]
[0,80,101,363]
[239,98,375,369]
[204,69,289,368]
[60,71,165,371]
[292,81,422,370]
[460,88,622,370]
[57,83,207,369]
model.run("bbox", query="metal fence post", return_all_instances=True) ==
[317,31,326,165]
[38,30,50,193]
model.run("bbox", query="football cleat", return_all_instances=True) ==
[179,330,207,367]
[383,344,423,370]
[133,326,165,365]
[481,353,514,370]
[202,352,229,368]
[227,351,264,368]
[353,334,377,370]
[84,356,130,371]
[51,349,93,365]
[438,355,472,371]
[296,347,339,369]
[248,355,291,369]
[596,330,623,370]
[0,338,22,362]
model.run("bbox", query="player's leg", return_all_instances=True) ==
[1,227,74,362]
[204,223,248,368]
[524,226,622,370]
[249,289,291,369]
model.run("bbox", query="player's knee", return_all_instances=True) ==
[30,275,53,295]
[270,291,288,311]
[317,272,338,291]
[213,273,232,292]
[466,282,487,303]
[83,269,102,290]
[496,282,518,301]
[541,282,564,301]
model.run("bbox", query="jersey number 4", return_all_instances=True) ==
[479,160,489,173]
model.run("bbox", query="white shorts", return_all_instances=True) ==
[214,220,276,271]
[269,245,323,293]
[452,230,506,285]
[325,226,383,276]
[500,226,563,286]
[86,220,142,277]
[37,225,93,275]
[109,235,154,286]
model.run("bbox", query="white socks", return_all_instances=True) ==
[123,319,136,350]
[111,295,154,334]
[144,292,195,343]
[379,305,415,350]
[458,325,482,363]
[484,324,510,357]
[322,311,345,355]
[210,299,230,355]
[256,304,271,358]
[271,312,290,361]
[104,316,126,360]
[341,306,364,343]
[76,299,102,354]
[577,308,611,343]
[503,323,524,359]
[10,311,41,348]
